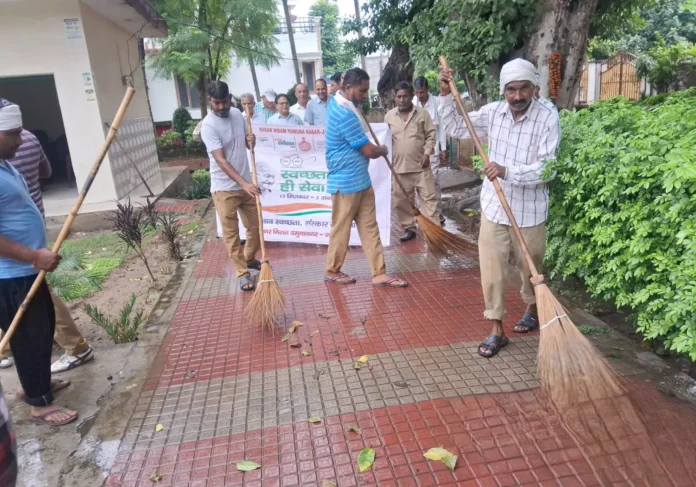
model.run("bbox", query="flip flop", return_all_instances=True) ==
[247,259,262,271]
[324,274,356,285]
[372,277,409,288]
[513,312,539,333]
[16,379,71,402]
[477,334,509,358]
[31,406,78,426]
[239,275,255,291]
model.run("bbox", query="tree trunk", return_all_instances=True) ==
[376,43,413,109]
[198,73,208,118]
[524,0,599,109]
[282,0,302,84]
[249,55,261,100]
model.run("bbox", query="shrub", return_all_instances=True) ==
[286,85,298,107]
[635,41,696,93]
[47,248,102,301]
[172,107,193,139]
[179,169,211,200]
[111,199,155,282]
[546,94,696,359]
[156,130,184,149]
[83,294,143,344]
[158,213,183,261]
[140,196,159,228]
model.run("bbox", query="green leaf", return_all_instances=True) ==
[357,447,375,472]
[308,416,322,423]
[236,460,261,472]
[442,454,458,470]
[423,447,453,461]
[281,333,291,342]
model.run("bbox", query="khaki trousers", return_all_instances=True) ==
[393,170,439,231]
[213,190,261,278]
[326,187,386,277]
[478,215,546,321]
[1,287,88,358]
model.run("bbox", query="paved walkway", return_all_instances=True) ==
[106,218,696,487]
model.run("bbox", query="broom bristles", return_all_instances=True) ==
[415,213,478,260]
[243,261,286,333]
[536,280,626,406]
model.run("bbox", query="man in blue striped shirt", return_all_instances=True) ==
[324,68,408,288]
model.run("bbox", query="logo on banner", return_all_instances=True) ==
[298,137,312,152]
[256,136,274,149]
[274,137,296,151]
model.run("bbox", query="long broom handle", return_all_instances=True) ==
[356,110,419,213]
[0,87,135,353]
[439,56,540,278]
[243,107,267,261]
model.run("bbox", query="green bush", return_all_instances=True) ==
[47,248,103,301]
[83,294,143,344]
[156,130,184,149]
[546,94,696,359]
[172,106,192,139]
[179,170,210,200]
[286,85,298,107]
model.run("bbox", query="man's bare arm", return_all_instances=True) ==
[359,142,388,160]
[209,149,260,196]
[0,236,61,271]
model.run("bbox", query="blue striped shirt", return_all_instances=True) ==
[325,97,371,194]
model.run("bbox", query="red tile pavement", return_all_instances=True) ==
[109,213,696,487]
[109,382,696,487]
[157,200,210,215]
[166,159,210,170]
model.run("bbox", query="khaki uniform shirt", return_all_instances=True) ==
[384,106,436,173]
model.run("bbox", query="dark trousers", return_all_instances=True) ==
[0,275,55,407]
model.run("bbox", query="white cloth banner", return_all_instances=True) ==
[216,123,392,246]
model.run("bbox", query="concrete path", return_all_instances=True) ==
[105,219,696,487]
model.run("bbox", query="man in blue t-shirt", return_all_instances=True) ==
[323,68,408,288]
[0,99,77,427]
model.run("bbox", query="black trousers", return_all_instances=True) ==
[0,275,55,407]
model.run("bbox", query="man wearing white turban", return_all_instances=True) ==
[0,98,78,426]
[438,59,560,358]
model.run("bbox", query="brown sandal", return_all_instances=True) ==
[31,406,78,426]
[17,379,71,402]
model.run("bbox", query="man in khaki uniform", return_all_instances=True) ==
[384,81,438,242]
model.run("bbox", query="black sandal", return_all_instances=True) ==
[477,334,509,358]
[239,275,255,291]
[247,259,262,271]
[513,312,539,333]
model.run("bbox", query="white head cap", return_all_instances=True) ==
[0,98,22,131]
[499,58,538,95]
[262,89,277,103]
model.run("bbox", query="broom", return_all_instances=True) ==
[0,87,135,353]
[439,56,625,406]
[242,106,285,332]
[356,110,477,259]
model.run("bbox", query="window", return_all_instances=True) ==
[175,76,201,109]
[302,62,315,92]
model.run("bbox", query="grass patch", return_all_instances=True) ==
[577,325,612,336]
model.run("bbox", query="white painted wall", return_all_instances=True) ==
[0,0,119,203]
[145,18,323,123]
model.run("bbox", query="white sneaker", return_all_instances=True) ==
[0,357,14,369]
[51,347,95,374]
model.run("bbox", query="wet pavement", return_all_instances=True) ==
[106,220,696,487]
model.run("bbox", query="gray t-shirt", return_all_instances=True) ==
[200,110,251,193]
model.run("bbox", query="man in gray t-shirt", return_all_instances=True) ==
[200,81,261,291]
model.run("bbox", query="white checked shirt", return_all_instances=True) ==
[413,94,447,155]
[439,94,560,227]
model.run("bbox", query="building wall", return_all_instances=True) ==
[365,52,389,92]
[80,2,162,199]
[0,0,118,203]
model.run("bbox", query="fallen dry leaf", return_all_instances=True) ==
[347,425,362,435]
[126,383,137,390]
[155,424,164,432]
[308,416,322,423]
[442,454,458,470]
[318,313,331,319]
[150,472,163,482]
[423,447,458,471]
[358,355,369,363]
[288,320,304,333]
[353,362,361,370]
[320,481,337,487]
[281,333,291,342]
[184,370,197,378]
[311,330,320,337]
[301,350,312,357]
[290,343,301,349]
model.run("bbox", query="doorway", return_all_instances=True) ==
[0,75,76,191]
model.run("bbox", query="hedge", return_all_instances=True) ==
[546,89,696,359]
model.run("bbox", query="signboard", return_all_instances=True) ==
[216,123,392,246]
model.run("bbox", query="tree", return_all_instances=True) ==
[309,0,355,74]
[151,0,279,117]
[347,0,652,109]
